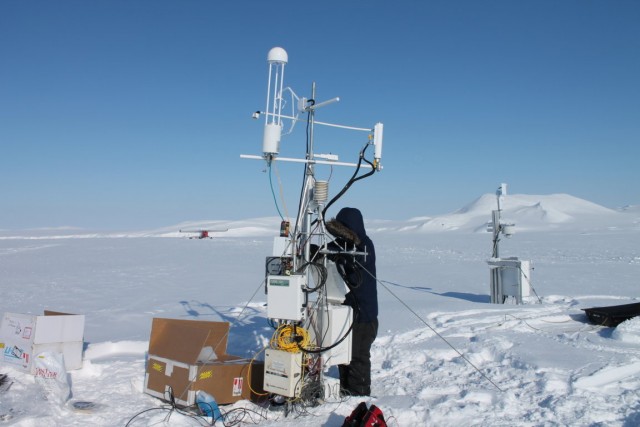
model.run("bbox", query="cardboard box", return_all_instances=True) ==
[0,310,85,373]
[144,318,264,406]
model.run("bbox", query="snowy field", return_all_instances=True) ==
[0,193,639,426]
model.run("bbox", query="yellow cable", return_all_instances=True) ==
[271,324,311,353]
[246,345,270,397]
[268,325,321,401]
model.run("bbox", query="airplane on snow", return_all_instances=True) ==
[179,228,228,239]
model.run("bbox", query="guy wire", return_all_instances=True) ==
[356,260,505,393]
[211,279,266,355]
[519,265,542,303]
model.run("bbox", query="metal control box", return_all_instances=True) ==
[272,236,292,257]
[263,349,303,397]
[267,275,306,321]
[307,304,352,366]
[488,257,531,304]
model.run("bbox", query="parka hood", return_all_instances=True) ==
[331,207,367,245]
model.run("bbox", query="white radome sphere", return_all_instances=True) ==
[267,47,288,64]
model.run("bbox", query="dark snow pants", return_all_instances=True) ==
[339,319,378,396]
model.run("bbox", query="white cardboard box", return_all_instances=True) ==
[0,310,85,373]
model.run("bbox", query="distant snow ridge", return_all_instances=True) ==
[387,193,624,234]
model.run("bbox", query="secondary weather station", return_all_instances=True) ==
[487,183,532,304]
[241,47,384,410]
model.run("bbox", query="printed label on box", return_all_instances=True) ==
[3,345,29,365]
[5,319,23,337]
[199,370,213,380]
[232,377,243,396]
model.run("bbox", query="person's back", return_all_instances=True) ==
[334,207,378,323]
[327,207,379,396]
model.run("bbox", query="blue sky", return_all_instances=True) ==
[1,1,638,229]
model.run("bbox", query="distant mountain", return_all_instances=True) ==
[370,193,637,234]
[2,195,637,239]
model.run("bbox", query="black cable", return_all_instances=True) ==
[124,401,266,427]
[124,385,220,427]
[296,320,354,354]
[297,260,327,292]
[337,255,363,290]
[322,142,376,220]
[167,386,176,407]
[218,407,268,426]
[295,297,360,354]
[492,232,500,257]
[124,406,210,427]
[125,407,169,427]
[321,151,363,220]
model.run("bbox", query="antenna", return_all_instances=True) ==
[373,122,384,169]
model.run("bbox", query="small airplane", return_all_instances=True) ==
[179,229,228,239]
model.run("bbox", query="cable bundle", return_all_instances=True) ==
[271,324,311,352]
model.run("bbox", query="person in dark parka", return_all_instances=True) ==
[326,207,378,397]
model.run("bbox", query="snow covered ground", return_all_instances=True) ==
[1,193,639,426]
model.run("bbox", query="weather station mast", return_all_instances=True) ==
[487,183,533,304]
[241,47,384,410]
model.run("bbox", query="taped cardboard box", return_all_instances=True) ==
[144,318,264,406]
[0,310,85,373]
